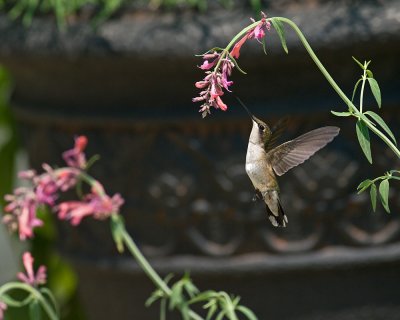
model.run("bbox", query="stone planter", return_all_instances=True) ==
[1,1,400,319]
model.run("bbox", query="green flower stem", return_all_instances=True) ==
[359,67,367,113]
[120,225,204,320]
[0,282,58,320]
[273,17,400,159]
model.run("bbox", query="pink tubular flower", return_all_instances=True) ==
[17,252,47,287]
[56,182,124,226]
[231,12,270,59]
[0,300,6,320]
[62,135,88,169]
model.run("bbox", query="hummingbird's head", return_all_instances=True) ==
[250,116,270,145]
[235,97,271,144]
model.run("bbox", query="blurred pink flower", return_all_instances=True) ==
[4,189,43,240]
[62,135,88,169]
[0,300,6,320]
[57,182,124,225]
[17,252,47,287]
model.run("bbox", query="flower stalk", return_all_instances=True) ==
[115,215,204,320]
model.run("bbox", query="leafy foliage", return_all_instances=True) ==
[146,274,257,320]
[0,0,264,28]
[331,57,399,213]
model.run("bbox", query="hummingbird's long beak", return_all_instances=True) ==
[236,97,256,121]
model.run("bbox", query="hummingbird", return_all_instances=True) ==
[239,99,340,227]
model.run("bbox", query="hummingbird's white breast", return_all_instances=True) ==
[245,141,269,188]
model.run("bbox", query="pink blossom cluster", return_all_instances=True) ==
[193,12,271,117]
[2,136,124,240]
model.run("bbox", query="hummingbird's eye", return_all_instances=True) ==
[258,125,265,132]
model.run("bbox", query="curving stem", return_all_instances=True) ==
[272,17,400,159]
[0,282,58,320]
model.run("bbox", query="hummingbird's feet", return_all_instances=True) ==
[252,189,263,202]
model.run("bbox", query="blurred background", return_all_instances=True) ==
[0,0,400,319]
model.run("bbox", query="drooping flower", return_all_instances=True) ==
[193,12,271,116]
[193,54,234,116]
[62,135,88,169]
[56,182,124,226]
[17,252,47,287]
[0,300,6,320]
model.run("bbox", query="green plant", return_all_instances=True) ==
[0,0,262,29]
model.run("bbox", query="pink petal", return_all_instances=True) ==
[215,96,228,111]
[199,60,216,70]
[22,252,35,283]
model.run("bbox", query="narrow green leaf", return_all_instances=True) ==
[181,305,190,320]
[367,78,382,108]
[261,37,268,55]
[40,287,60,317]
[379,179,390,213]
[206,303,218,320]
[356,120,372,164]
[364,111,396,145]
[352,56,365,69]
[271,18,288,54]
[228,53,247,74]
[331,110,352,117]
[370,183,377,212]
[237,305,258,320]
[366,70,374,78]
[351,78,362,102]
[357,179,372,193]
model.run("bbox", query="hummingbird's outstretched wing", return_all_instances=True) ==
[264,117,290,152]
[267,126,340,176]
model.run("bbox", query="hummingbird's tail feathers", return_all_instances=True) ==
[266,198,288,227]
[267,126,340,176]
